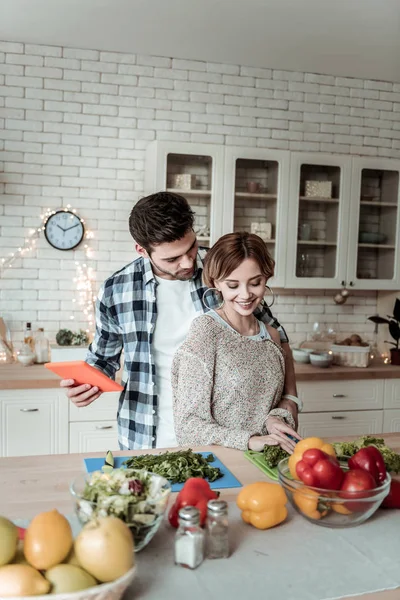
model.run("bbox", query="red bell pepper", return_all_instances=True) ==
[17,526,26,540]
[381,479,400,509]
[296,448,344,490]
[168,478,219,528]
[348,447,387,486]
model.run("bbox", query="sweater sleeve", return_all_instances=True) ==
[171,318,253,451]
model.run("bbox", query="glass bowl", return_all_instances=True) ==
[70,469,171,551]
[278,458,391,528]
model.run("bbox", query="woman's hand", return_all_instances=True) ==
[248,425,301,454]
[248,435,284,452]
[266,416,302,453]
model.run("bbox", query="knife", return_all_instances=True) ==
[101,450,114,473]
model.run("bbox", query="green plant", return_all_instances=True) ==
[72,329,89,346]
[56,329,90,346]
[368,298,400,350]
[56,329,74,346]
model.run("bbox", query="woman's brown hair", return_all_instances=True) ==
[203,232,275,288]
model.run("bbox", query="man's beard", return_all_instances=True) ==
[149,258,195,281]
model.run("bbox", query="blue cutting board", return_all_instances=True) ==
[84,452,242,492]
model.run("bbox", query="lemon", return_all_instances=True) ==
[0,517,18,566]
[0,564,50,597]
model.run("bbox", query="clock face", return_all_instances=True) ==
[44,210,85,251]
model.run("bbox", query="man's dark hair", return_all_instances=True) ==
[129,191,195,252]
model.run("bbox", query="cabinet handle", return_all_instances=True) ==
[20,408,39,412]
[341,280,346,286]
[349,281,354,287]
[95,425,113,430]
[332,415,346,420]
[332,394,347,398]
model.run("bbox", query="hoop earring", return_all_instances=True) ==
[264,285,275,308]
[202,288,224,310]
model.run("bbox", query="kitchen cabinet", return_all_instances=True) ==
[287,155,400,290]
[145,143,400,291]
[347,158,400,291]
[145,141,225,247]
[0,390,68,457]
[69,391,119,422]
[298,410,384,438]
[297,379,384,412]
[285,153,352,289]
[383,410,400,433]
[383,377,400,409]
[69,421,119,453]
[297,378,385,438]
[222,147,290,287]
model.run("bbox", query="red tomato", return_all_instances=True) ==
[340,469,377,512]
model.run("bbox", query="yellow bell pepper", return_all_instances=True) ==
[293,488,329,520]
[332,502,352,515]
[236,482,287,530]
[289,436,336,480]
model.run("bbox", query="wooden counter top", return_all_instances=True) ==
[294,360,400,381]
[1,359,400,390]
[0,434,399,600]
[0,363,60,390]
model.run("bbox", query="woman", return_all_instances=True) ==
[172,232,301,453]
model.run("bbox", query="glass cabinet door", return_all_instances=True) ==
[166,153,213,247]
[348,158,400,289]
[223,148,290,287]
[145,141,225,247]
[286,154,351,288]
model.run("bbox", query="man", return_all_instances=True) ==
[61,191,301,449]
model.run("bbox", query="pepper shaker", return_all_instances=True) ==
[206,499,229,559]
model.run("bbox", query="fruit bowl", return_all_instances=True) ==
[13,566,136,600]
[278,458,391,528]
[70,469,171,552]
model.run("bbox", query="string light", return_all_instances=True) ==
[0,206,96,336]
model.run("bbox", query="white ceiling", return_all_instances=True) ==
[1,0,400,82]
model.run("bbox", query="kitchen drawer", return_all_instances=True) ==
[384,379,400,409]
[69,391,119,422]
[69,421,119,454]
[298,410,383,438]
[0,390,68,457]
[297,380,384,413]
[383,409,400,433]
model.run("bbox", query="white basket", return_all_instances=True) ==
[330,345,371,368]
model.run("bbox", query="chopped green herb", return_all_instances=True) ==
[124,449,223,484]
[262,445,290,468]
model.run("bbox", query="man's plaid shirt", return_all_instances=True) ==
[86,248,289,450]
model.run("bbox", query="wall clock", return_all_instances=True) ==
[44,210,85,251]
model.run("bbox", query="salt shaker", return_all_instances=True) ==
[206,499,229,559]
[174,506,204,570]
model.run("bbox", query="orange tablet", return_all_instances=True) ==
[44,360,124,392]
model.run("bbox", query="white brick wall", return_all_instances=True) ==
[2,41,398,344]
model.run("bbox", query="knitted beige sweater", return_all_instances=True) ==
[172,314,294,451]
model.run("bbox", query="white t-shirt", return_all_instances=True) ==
[152,276,197,448]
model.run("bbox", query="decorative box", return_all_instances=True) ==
[170,174,196,191]
[330,344,371,368]
[305,180,332,198]
[251,222,272,241]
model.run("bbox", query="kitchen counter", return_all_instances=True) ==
[0,434,399,600]
[1,360,400,390]
[294,360,400,381]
